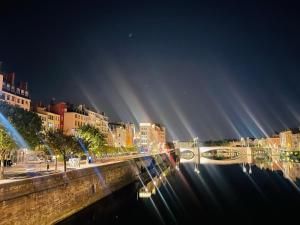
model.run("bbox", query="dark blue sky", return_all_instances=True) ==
[1,0,300,141]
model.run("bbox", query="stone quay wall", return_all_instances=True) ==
[0,157,153,225]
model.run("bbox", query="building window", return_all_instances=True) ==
[21,99,24,104]
[6,95,10,100]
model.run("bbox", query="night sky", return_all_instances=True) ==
[1,0,300,141]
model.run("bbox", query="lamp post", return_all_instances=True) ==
[193,137,200,174]
[54,155,59,172]
[242,162,246,173]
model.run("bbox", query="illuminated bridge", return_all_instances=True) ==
[175,141,252,165]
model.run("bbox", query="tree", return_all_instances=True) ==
[0,102,42,149]
[76,124,107,158]
[45,130,81,172]
[0,125,17,179]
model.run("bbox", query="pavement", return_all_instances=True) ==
[0,153,157,185]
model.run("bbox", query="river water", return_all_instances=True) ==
[58,151,300,225]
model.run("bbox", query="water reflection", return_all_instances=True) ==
[202,149,240,160]
[183,148,300,182]
[58,149,300,225]
[138,167,171,199]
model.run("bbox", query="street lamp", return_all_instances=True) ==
[54,155,59,172]
[249,163,252,174]
[242,162,246,173]
[193,137,200,174]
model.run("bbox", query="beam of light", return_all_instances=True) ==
[149,167,177,224]
[228,86,270,138]
[140,82,191,140]
[240,163,267,199]
[136,160,166,225]
[218,72,276,138]
[195,167,223,212]
[37,134,54,156]
[273,161,300,192]
[153,160,184,212]
[198,163,237,208]
[77,138,89,157]
[107,66,151,123]
[210,94,243,139]
[76,138,109,189]
[78,84,105,115]
[0,113,28,148]
[148,196,166,225]
[286,104,300,125]
[139,156,177,223]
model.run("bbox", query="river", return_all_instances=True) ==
[58,151,300,225]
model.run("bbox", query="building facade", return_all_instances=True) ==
[139,123,166,152]
[280,129,300,150]
[266,135,280,149]
[62,104,89,135]
[108,122,126,147]
[108,122,135,148]
[49,102,109,136]
[0,72,30,111]
[49,101,67,130]
[34,105,60,131]
[125,123,135,147]
[83,105,109,138]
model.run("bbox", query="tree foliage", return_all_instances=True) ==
[102,146,138,156]
[45,130,81,172]
[76,124,107,156]
[0,102,42,149]
[0,125,17,179]
[204,139,237,147]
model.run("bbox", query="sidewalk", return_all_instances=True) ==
[0,153,155,185]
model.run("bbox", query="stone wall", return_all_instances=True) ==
[0,159,141,225]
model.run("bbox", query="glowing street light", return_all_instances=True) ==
[242,163,247,173]
[193,137,200,174]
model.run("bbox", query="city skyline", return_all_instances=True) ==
[1,0,300,141]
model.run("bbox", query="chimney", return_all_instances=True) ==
[7,72,15,86]
[50,98,56,105]
[23,82,28,91]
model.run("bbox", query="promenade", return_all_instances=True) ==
[0,153,155,185]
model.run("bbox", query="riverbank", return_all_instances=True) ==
[0,153,174,225]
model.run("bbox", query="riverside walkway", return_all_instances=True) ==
[0,153,159,185]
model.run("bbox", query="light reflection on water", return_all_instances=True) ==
[58,150,300,225]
